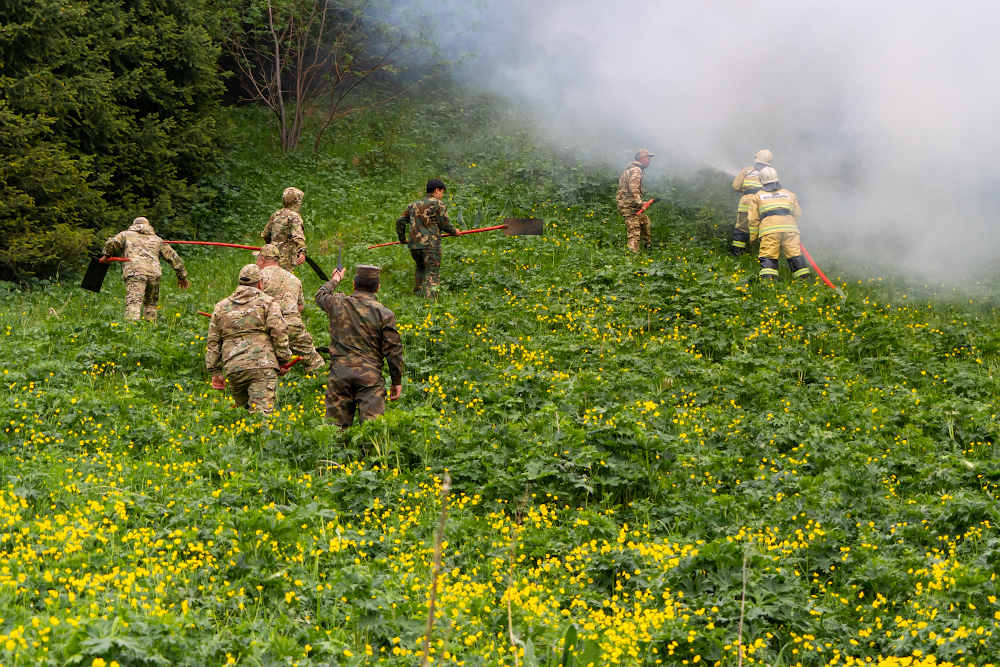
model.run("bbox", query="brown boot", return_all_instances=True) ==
[413,276,423,294]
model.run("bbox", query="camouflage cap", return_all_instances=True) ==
[282,187,304,206]
[355,265,380,279]
[635,149,655,159]
[253,243,281,260]
[239,264,264,285]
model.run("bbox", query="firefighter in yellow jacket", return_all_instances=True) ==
[730,149,772,257]
[747,166,809,280]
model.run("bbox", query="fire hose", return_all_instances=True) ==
[799,243,845,298]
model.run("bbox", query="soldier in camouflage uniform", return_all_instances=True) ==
[261,187,307,270]
[315,264,404,428]
[395,178,460,297]
[255,244,326,373]
[102,217,189,321]
[616,149,655,253]
[205,264,292,415]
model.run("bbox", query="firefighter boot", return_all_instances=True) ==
[731,228,750,258]
[758,256,779,281]
[787,255,811,280]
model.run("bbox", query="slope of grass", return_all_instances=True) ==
[3,100,1000,667]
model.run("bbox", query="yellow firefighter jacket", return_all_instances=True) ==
[747,189,801,242]
[733,166,763,217]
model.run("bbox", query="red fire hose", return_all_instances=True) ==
[165,241,262,251]
[799,243,844,297]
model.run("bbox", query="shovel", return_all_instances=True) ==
[367,219,543,249]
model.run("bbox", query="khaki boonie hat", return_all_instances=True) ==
[239,264,264,285]
[635,149,655,159]
[356,265,380,279]
[282,187,304,206]
[253,244,281,260]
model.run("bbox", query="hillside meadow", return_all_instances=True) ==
[3,103,1000,667]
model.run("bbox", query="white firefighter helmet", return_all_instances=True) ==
[758,166,779,185]
[755,149,773,166]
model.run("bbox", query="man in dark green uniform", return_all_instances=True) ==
[315,264,404,428]
[395,178,460,297]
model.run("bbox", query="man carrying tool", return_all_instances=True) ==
[315,264,404,428]
[255,244,326,373]
[101,217,189,322]
[205,264,292,415]
[396,178,460,297]
[748,167,809,281]
[262,187,307,271]
[617,149,655,253]
[730,149,772,257]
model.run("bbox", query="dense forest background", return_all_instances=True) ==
[0,0,449,278]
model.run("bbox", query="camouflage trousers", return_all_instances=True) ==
[410,247,441,297]
[227,368,278,415]
[325,363,386,428]
[286,318,326,372]
[124,276,160,321]
[624,213,651,253]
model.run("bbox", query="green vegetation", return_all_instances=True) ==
[0,0,224,277]
[3,99,1000,667]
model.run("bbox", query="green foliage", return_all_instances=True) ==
[6,98,1000,664]
[0,0,224,277]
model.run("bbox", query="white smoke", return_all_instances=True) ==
[447,0,1000,279]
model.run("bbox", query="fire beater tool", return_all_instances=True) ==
[80,256,131,293]
[636,198,662,217]
[367,219,544,250]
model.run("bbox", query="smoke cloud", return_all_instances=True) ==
[448,1,1000,279]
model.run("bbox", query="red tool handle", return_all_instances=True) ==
[636,199,656,216]
[197,311,212,318]
[280,356,301,372]
[100,257,132,263]
[165,241,262,251]
[367,224,508,249]
[799,243,840,294]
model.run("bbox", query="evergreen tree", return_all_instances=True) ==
[0,0,224,277]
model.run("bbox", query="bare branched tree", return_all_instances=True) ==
[217,0,436,153]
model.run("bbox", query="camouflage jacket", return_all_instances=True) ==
[315,275,404,384]
[616,162,645,214]
[260,264,305,323]
[103,220,186,280]
[205,286,291,375]
[262,208,307,269]
[395,197,457,250]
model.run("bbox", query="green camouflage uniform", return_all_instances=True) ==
[395,196,458,297]
[315,274,404,428]
[616,162,650,253]
[103,219,187,321]
[260,264,325,372]
[262,208,307,270]
[205,285,291,415]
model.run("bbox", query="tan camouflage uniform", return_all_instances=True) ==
[617,161,650,253]
[205,267,292,415]
[260,263,325,372]
[262,187,307,270]
[315,268,404,428]
[395,196,458,297]
[103,218,187,321]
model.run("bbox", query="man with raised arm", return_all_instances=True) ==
[315,264,404,428]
